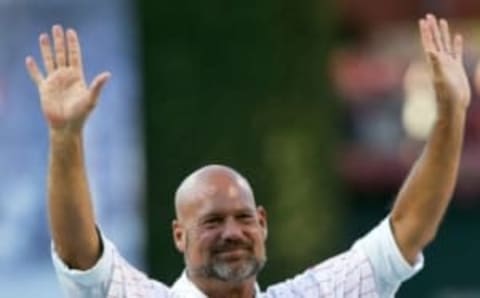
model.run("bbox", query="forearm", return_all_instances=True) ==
[391,107,466,263]
[48,132,100,269]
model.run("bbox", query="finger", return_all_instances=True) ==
[453,34,463,62]
[66,29,83,70]
[52,25,67,67]
[427,14,443,52]
[428,52,442,78]
[88,72,111,107]
[439,19,452,54]
[419,19,433,55]
[39,33,55,74]
[25,56,44,85]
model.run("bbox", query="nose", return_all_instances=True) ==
[221,217,244,242]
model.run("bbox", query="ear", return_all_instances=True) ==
[256,206,268,240]
[172,219,186,253]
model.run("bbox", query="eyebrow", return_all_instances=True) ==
[198,208,255,221]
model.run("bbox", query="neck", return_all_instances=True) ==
[189,274,256,298]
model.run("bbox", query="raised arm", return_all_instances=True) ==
[390,14,470,264]
[26,25,110,269]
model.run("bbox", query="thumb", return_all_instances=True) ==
[89,71,111,106]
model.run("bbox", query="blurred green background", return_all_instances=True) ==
[139,0,480,297]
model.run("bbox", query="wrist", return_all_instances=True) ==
[436,103,467,121]
[436,90,470,115]
[49,129,83,144]
[434,107,467,132]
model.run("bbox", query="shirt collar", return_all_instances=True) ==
[171,271,262,297]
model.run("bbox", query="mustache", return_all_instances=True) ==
[211,239,253,254]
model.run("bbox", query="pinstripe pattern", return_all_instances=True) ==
[54,218,421,297]
[104,247,378,298]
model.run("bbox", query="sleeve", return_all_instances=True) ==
[52,230,170,298]
[352,216,424,297]
[264,217,423,298]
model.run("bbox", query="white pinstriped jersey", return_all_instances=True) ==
[52,217,423,298]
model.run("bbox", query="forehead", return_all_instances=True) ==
[185,180,256,220]
[175,165,257,221]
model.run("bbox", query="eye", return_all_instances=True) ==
[202,216,223,228]
[237,213,255,223]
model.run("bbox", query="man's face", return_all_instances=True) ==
[173,177,267,283]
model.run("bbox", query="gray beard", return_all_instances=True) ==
[190,255,266,283]
[184,232,266,283]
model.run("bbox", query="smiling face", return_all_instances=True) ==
[173,165,267,284]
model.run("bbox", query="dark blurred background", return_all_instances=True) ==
[0,0,479,297]
[141,0,480,297]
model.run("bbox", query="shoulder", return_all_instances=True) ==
[264,249,375,297]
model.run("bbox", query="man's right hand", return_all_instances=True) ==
[26,25,110,135]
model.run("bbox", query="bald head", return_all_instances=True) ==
[175,165,255,221]
[172,165,267,286]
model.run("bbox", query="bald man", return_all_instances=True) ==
[26,14,470,298]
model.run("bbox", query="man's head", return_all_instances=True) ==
[172,165,267,284]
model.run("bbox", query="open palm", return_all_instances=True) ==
[26,25,110,132]
[419,14,470,110]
